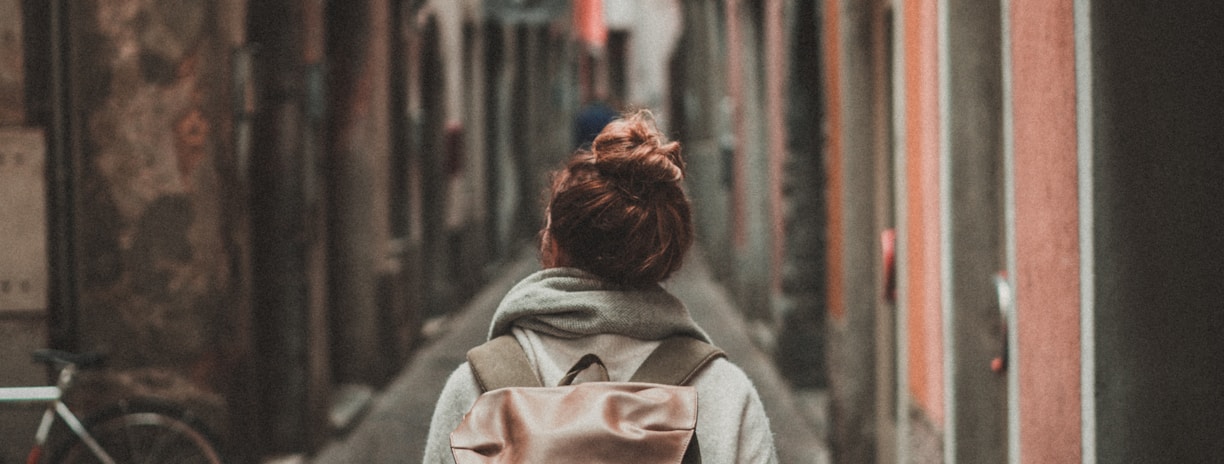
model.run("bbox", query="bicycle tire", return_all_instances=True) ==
[44,400,224,464]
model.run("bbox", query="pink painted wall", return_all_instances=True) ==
[1010,0,1082,462]
[903,0,944,426]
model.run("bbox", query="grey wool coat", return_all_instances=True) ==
[422,267,780,464]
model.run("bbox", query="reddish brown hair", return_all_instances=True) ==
[543,110,693,286]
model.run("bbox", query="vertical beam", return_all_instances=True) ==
[890,0,912,457]
[1090,2,1224,462]
[999,0,1020,461]
[725,0,747,250]
[937,0,954,458]
[326,0,392,386]
[465,22,488,254]
[870,1,898,461]
[1073,0,1093,462]
[764,0,786,294]
[903,0,944,435]
[777,0,829,393]
[824,0,886,460]
[41,0,79,353]
[944,0,1007,460]
[248,0,331,454]
[1009,0,1081,462]
[490,23,519,257]
[822,0,844,322]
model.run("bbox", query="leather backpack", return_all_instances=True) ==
[450,335,725,463]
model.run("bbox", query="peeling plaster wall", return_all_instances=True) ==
[68,0,248,433]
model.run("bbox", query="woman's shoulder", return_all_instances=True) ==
[436,362,482,406]
[692,356,760,394]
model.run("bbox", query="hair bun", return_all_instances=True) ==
[590,110,685,192]
[545,109,694,285]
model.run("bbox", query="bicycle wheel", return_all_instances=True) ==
[46,400,223,464]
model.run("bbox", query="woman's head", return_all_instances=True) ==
[543,109,693,286]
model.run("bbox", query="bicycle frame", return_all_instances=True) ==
[0,364,118,464]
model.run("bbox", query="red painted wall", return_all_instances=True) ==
[1010,0,1082,461]
[903,0,944,426]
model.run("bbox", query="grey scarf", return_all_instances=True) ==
[488,267,711,342]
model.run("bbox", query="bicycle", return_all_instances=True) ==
[1,349,224,464]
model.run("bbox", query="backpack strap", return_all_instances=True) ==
[467,335,543,392]
[630,336,726,386]
[468,334,726,391]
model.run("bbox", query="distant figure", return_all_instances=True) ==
[423,110,780,463]
[573,99,619,149]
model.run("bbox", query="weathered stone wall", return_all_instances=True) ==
[67,0,247,439]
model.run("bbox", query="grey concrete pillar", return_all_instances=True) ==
[1090,3,1224,461]
[945,0,1007,460]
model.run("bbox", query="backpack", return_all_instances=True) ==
[450,335,726,464]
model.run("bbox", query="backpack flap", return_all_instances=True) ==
[450,382,698,464]
[455,335,724,463]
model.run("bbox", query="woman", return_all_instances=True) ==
[423,110,779,463]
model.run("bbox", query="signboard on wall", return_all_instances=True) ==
[0,128,46,313]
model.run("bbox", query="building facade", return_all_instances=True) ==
[823,0,1224,462]
[0,0,574,461]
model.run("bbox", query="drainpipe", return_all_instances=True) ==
[43,0,79,353]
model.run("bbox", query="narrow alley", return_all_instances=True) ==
[2,0,1222,463]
